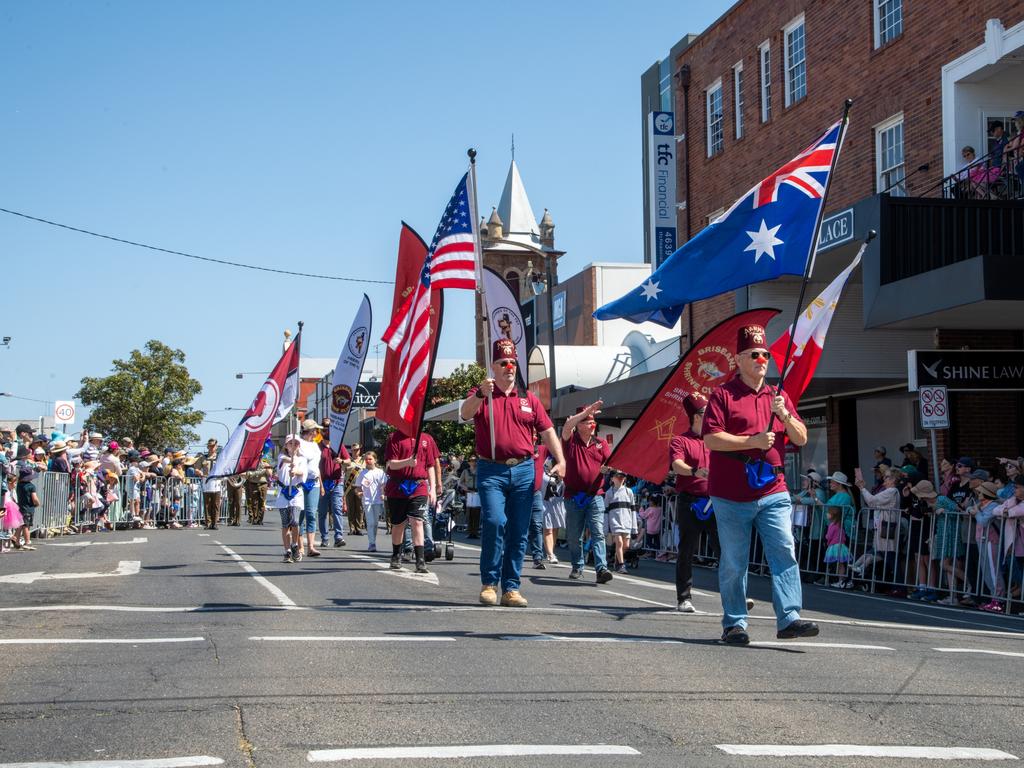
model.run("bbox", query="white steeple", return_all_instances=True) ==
[496,159,541,248]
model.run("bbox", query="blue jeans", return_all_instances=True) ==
[478,458,535,592]
[528,490,545,563]
[566,494,608,573]
[299,484,320,535]
[318,484,345,543]
[712,491,802,631]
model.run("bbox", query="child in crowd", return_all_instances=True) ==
[605,470,638,574]
[15,467,38,550]
[2,473,24,551]
[275,434,307,563]
[824,506,851,588]
[357,451,385,553]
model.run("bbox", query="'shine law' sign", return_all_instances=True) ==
[908,350,1024,392]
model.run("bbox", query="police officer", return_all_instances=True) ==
[459,339,565,608]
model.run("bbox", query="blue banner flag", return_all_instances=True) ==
[595,120,843,328]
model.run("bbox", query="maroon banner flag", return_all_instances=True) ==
[376,223,444,436]
[607,308,780,483]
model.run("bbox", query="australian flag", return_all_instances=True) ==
[596,120,843,328]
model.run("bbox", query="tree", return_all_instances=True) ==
[423,363,485,459]
[76,340,204,448]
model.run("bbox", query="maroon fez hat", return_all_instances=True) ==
[736,324,768,352]
[682,392,708,419]
[493,338,517,362]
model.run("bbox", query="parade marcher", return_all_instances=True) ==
[297,419,324,557]
[357,451,386,552]
[458,456,480,538]
[384,429,438,574]
[702,323,817,645]
[318,420,351,548]
[459,338,565,607]
[244,461,271,525]
[606,470,638,574]
[200,439,222,530]
[562,401,613,584]
[225,473,245,526]
[275,434,307,563]
[345,443,366,535]
[670,392,722,612]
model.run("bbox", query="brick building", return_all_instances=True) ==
[639,0,1024,479]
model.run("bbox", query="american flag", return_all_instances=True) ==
[753,120,840,208]
[381,173,477,421]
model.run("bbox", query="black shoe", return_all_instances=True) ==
[533,560,546,570]
[596,568,613,584]
[415,561,429,574]
[721,626,750,645]
[335,539,346,547]
[389,555,401,570]
[569,568,583,580]
[776,619,819,640]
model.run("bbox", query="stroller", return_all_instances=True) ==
[430,488,457,561]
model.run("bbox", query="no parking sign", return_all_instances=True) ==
[919,385,949,430]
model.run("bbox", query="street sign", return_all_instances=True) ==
[919,385,949,430]
[54,400,76,425]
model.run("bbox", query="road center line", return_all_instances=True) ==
[43,536,149,547]
[598,589,675,608]
[0,637,205,645]
[933,647,1024,659]
[895,608,1017,631]
[250,636,455,642]
[215,542,297,609]
[0,757,224,768]
[715,744,1017,760]
[501,633,684,645]
[307,744,641,762]
[749,642,895,650]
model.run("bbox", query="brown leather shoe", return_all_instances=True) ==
[479,584,498,606]
[500,590,528,607]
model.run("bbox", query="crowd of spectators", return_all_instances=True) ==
[953,112,1024,199]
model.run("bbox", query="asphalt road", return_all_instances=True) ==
[1,524,1022,768]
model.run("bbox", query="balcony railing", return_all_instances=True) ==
[924,143,1024,201]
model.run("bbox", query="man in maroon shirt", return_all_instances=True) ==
[383,430,438,574]
[318,421,351,548]
[561,401,613,583]
[459,339,565,607]
[669,392,720,612]
[702,324,816,646]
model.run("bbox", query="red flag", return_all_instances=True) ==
[211,330,301,477]
[375,224,444,435]
[607,309,780,484]
[770,248,863,406]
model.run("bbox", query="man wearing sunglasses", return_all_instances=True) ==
[703,324,816,646]
[460,338,565,608]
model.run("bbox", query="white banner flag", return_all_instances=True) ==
[482,266,528,387]
[330,295,372,452]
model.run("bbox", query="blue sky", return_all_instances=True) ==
[0,1,731,436]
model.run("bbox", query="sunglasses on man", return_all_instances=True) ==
[747,351,769,361]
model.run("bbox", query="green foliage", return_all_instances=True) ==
[76,340,204,449]
[425,363,485,459]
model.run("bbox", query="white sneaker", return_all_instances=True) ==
[677,599,695,613]
[547,555,559,565]
[830,579,846,587]
[745,598,755,611]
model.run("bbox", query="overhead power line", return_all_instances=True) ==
[0,206,395,284]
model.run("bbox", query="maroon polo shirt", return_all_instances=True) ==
[384,432,439,498]
[319,442,351,483]
[670,429,709,496]
[702,377,800,502]
[562,430,611,497]
[467,386,553,462]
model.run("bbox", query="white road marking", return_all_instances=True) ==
[896,608,1017,631]
[933,648,1024,659]
[501,633,684,645]
[0,637,205,645]
[826,587,1024,624]
[43,537,149,547]
[598,589,675,608]
[715,744,1017,760]
[249,636,455,642]
[215,542,297,609]
[749,642,894,651]
[0,758,224,768]
[307,744,640,762]
[0,604,301,613]
[197,533,210,537]
[0,560,140,584]
[347,553,441,585]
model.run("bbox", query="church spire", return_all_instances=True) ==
[496,158,541,248]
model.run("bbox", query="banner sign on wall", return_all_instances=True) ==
[908,350,1024,392]
[647,110,678,269]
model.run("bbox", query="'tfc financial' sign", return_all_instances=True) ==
[647,111,677,269]
[909,350,1024,392]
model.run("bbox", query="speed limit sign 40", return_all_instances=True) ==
[54,400,76,425]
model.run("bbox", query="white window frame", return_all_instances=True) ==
[783,14,807,107]
[706,78,724,158]
[733,61,745,139]
[707,207,726,226]
[758,40,771,123]
[873,0,903,49]
[874,112,905,195]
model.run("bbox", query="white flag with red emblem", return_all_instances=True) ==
[770,248,863,405]
[210,330,301,477]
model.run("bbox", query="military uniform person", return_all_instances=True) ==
[225,474,245,526]
[245,463,270,524]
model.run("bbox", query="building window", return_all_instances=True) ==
[707,207,725,226]
[784,15,807,107]
[875,113,905,195]
[706,79,724,157]
[874,0,903,48]
[733,62,744,139]
[658,58,672,112]
[758,41,771,122]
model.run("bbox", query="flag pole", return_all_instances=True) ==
[467,147,496,460]
[774,99,853,397]
[293,321,303,438]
